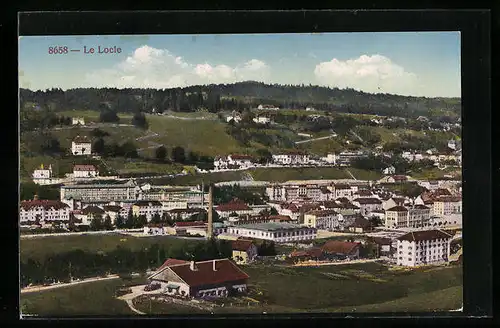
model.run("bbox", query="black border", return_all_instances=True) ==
[6,8,494,325]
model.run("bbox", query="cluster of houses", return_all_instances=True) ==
[213,151,371,170]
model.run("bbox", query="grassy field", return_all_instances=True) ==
[20,277,147,317]
[250,167,350,182]
[20,233,204,261]
[296,138,344,155]
[348,168,384,181]
[149,167,360,185]
[145,115,243,157]
[102,158,184,175]
[59,110,133,124]
[410,167,461,180]
[20,262,462,316]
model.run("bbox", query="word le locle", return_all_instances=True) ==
[84,46,122,54]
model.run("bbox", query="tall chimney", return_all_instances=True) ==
[213,259,217,271]
[190,261,196,271]
[207,185,213,238]
[201,180,205,209]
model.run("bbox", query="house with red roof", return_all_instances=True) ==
[71,136,92,156]
[19,197,70,226]
[231,240,258,264]
[73,164,99,178]
[321,240,361,260]
[289,247,324,262]
[215,199,252,218]
[165,221,207,235]
[147,258,250,298]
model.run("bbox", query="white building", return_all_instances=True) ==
[329,184,355,200]
[253,116,272,124]
[215,200,253,218]
[60,180,138,202]
[32,164,54,184]
[132,201,164,221]
[432,196,462,216]
[72,117,85,125]
[382,165,396,175]
[19,198,70,225]
[73,164,99,178]
[214,154,255,170]
[385,205,431,229]
[396,230,452,267]
[352,198,383,216]
[272,152,310,166]
[303,210,342,231]
[71,136,92,156]
[226,112,242,123]
[226,222,317,243]
[257,104,279,110]
[330,151,368,166]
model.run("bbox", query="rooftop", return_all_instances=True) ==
[397,230,453,242]
[236,222,312,231]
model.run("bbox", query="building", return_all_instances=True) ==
[383,197,407,211]
[72,117,85,125]
[346,216,372,233]
[102,205,122,224]
[19,198,70,225]
[253,115,272,124]
[132,201,163,221]
[386,175,409,183]
[226,222,317,243]
[231,240,258,265]
[396,230,452,267]
[147,259,250,298]
[272,152,310,166]
[214,154,255,170]
[168,208,205,221]
[257,104,279,110]
[143,224,168,235]
[368,237,393,257]
[331,151,367,166]
[289,247,324,262]
[352,198,383,216]
[32,164,53,180]
[226,112,242,123]
[432,196,462,216]
[73,164,99,178]
[321,240,361,260]
[384,206,409,229]
[303,210,342,231]
[329,184,355,199]
[71,136,92,156]
[60,180,138,202]
[382,165,396,175]
[215,199,253,218]
[165,221,207,236]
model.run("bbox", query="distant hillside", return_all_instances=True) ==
[20,81,460,119]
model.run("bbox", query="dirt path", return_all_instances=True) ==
[21,275,120,294]
[295,134,337,144]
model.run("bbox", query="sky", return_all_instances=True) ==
[18,32,461,97]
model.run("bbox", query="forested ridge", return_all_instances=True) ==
[20,81,460,119]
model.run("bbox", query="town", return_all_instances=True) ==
[20,114,463,314]
[19,32,463,315]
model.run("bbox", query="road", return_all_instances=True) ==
[51,123,134,131]
[293,258,380,267]
[21,274,120,294]
[295,134,337,144]
[20,229,143,239]
[345,169,357,180]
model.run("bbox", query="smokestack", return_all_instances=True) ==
[190,261,196,271]
[207,185,213,238]
[213,259,217,271]
[201,180,205,208]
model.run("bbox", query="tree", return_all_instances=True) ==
[155,146,167,162]
[93,138,105,155]
[171,146,186,163]
[269,207,278,215]
[132,112,148,129]
[91,128,110,138]
[121,141,139,158]
[90,215,103,231]
[255,148,273,165]
[115,215,125,229]
[99,109,120,123]
[103,215,113,231]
